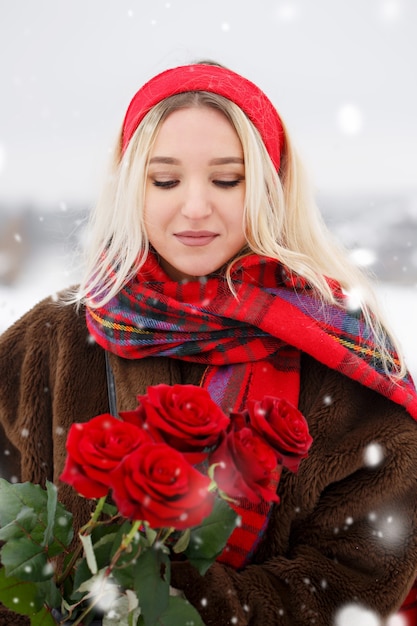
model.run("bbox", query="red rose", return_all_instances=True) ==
[110,442,215,530]
[247,397,313,472]
[123,384,229,459]
[209,422,280,504]
[60,414,151,499]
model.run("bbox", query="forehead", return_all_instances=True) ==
[151,106,243,155]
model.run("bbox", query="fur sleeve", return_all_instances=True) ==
[0,296,58,483]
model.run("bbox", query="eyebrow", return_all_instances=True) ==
[209,157,244,165]
[148,157,180,165]
[148,156,244,165]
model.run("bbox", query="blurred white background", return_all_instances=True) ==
[0,0,416,376]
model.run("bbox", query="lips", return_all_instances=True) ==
[174,231,219,247]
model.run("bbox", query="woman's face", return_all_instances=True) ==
[144,106,247,281]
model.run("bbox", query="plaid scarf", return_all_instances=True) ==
[86,253,417,569]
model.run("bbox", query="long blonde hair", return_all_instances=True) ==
[70,90,406,377]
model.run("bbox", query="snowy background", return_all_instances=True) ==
[0,0,416,379]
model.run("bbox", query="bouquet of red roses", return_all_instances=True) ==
[0,384,312,626]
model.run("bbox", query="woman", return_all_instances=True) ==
[1,62,417,625]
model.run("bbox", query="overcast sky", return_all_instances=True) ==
[0,0,416,208]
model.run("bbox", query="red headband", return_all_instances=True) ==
[122,64,284,171]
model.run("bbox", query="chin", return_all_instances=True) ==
[184,265,224,280]
[162,258,227,281]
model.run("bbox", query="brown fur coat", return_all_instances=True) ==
[1,294,417,625]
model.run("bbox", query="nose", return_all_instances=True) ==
[181,181,212,220]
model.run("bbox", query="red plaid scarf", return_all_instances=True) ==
[86,253,417,568]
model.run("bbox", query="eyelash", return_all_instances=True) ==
[152,180,179,189]
[215,179,243,188]
[152,179,243,189]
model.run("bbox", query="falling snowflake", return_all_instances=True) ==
[363,442,384,468]
[379,0,402,21]
[78,571,120,614]
[334,603,381,626]
[387,613,408,625]
[337,104,363,135]
[341,286,363,312]
[43,563,55,577]
[349,248,377,268]
[275,3,299,21]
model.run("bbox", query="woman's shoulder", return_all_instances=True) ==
[0,288,89,350]
[300,352,417,436]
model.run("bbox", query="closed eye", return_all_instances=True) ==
[213,179,244,188]
[152,180,179,189]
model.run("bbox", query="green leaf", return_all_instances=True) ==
[134,547,170,625]
[0,480,45,526]
[91,521,121,544]
[0,537,54,582]
[0,480,73,582]
[80,533,98,575]
[109,522,146,590]
[185,499,238,575]
[157,594,205,626]
[72,541,114,599]
[109,521,141,558]
[143,522,157,546]
[34,578,62,611]
[0,564,61,614]
[0,506,39,542]
[0,480,73,541]
[102,502,118,517]
[29,607,56,626]
[43,481,58,547]
[0,565,49,617]
[171,529,190,554]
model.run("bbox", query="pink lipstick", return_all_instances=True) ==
[174,230,218,246]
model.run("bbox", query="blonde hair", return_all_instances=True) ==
[70,90,406,377]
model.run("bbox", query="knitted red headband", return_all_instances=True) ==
[121,64,284,170]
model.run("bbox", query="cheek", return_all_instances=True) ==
[143,203,165,245]
[230,223,247,251]
[227,198,246,237]
[144,186,164,223]
[144,196,175,236]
